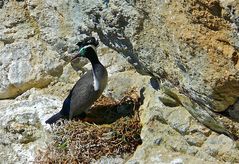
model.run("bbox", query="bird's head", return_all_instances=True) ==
[72,37,99,61]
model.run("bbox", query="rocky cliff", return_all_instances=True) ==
[0,0,239,163]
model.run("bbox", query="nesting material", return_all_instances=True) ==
[35,89,142,163]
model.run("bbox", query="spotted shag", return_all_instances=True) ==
[46,37,108,124]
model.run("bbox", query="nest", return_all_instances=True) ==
[35,89,142,163]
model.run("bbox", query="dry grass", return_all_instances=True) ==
[35,89,142,163]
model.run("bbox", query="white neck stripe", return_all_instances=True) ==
[93,71,100,91]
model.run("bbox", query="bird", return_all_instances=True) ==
[45,37,108,124]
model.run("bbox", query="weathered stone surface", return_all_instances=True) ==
[1,0,239,163]
[198,133,238,162]
[0,39,64,99]
[132,0,239,113]
[161,86,235,137]
[0,89,61,164]
[79,0,148,74]
[0,0,73,99]
[130,85,239,163]
[77,0,239,134]
[78,0,239,113]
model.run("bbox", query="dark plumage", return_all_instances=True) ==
[46,37,108,124]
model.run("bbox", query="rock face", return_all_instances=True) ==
[0,0,69,99]
[127,85,239,163]
[133,0,239,113]
[0,39,64,99]
[0,89,62,163]
[0,0,239,163]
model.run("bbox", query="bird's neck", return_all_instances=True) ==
[87,49,104,79]
[87,48,100,65]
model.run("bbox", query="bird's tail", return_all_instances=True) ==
[45,112,63,124]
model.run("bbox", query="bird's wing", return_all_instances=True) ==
[69,70,101,117]
[60,93,72,116]
[59,71,92,116]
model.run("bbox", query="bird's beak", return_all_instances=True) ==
[70,47,81,62]
[71,53,80,61]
